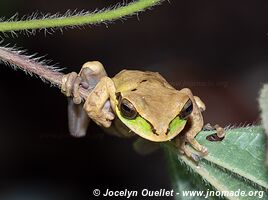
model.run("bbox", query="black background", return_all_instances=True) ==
[0,0,268,199]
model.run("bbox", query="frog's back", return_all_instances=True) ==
[112,70,174,92]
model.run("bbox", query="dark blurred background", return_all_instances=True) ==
[0,0,268,199]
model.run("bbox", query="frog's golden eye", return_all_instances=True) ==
[179,99,193,119]
[119,98,138,119]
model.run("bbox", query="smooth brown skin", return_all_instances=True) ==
[114,70,190,142]
[61,61,224,160]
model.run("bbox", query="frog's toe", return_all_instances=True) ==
[72,76,83,104]
[203,124,225,139]
[202,123,215,131]
[187,137,208,154]
[61,72,78,97]
[191,153,200,162]
[93,111,115,128]
[98,118,112,128]
[178,145,201,163]
[102,102,115,121]
[215,124,225,138]
[103,111,115,123]
[61,71,85,105]
[201,146,208,155]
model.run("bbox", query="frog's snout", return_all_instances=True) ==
[152,122,170,136]
[152,127,168,136]
[153,117,187,141]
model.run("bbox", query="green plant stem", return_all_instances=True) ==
[0,0,162,32]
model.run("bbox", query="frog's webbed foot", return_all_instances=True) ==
[61,72,83,104]
[61,61,108,137]
[203,123,225,141]
[61,66,100,104]
[61,72,90,137]
[91,100,115,128]
[83,76,116,128]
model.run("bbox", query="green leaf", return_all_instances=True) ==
[165,126,268,200]
[259,84,268,165]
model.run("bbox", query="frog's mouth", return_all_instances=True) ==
[115,107,187,142]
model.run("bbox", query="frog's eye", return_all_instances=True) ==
[179,99,193,119]
[119,98,138,119]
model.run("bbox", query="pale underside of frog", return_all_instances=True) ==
[61,61,224,160]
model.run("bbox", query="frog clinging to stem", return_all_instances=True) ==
[61,61,224,160]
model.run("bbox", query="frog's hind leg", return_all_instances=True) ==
[174,117,208,160]
[184,114,208,155]
[67,98,89,137]
[61,61,107,137]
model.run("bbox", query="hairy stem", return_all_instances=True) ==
[0,46,63,85]
[0,46,89,99]
[0,0,162,32]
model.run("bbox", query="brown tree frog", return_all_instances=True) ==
[61,61,224,160]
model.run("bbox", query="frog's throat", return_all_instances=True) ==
[115,107,187,142]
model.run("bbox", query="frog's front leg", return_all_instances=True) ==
[176,134,200,161]
[175,88,208,157]
[194,96,206,112]
[83,76,117,128]
[194,96,225,139]
[61,61,108,137]
[203,123,225,141]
